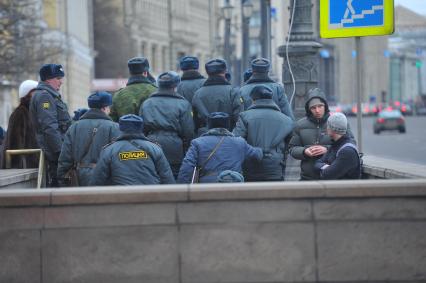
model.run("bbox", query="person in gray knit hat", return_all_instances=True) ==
[314,113,361,180]
[327,112,348,134]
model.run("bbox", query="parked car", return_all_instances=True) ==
[399,103,413,116]
[373,110,406,134]
[341,104,354,116]
[416,107,426,116]
[350,103,376,116]
[390,101,413,116]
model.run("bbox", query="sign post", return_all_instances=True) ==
[320,0,394,152]
[355,37,362,152]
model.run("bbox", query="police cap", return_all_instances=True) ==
[157,71,181,89]
[180,56,199,71]
[128,57,150,75]
[207,112,230,130]
[205,59,227,75]
[250,85,273,100]
[251,58,270,73]
[39,64,65,81]
[88,91,113,109]
[119,114,144,133]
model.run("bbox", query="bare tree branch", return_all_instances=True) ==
[0,0,65,84]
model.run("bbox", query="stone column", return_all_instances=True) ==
[278,0,322,120]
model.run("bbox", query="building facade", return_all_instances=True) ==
[0,0,94,128]
[52,0,95,110]
[389,6,426,106]
[93,0,219,80]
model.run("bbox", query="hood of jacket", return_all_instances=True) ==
[304,88,330,120]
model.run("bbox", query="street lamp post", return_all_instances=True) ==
[278,0,322,119]
[222,0,233,68]
[241,0,253,73]
[260,0,271,61]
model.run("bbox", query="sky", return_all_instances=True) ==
[394,0,426,15]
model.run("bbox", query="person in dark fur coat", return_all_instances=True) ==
[1,80,39,169]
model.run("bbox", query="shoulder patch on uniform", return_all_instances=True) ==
[42,102,50,109]
[119,150,148,161]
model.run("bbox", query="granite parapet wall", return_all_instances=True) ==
[1,180,426,283]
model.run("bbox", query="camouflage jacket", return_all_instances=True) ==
[110,76,157,121]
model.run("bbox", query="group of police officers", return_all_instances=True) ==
[29,54,361,187]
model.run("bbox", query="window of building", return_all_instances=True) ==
[141,42,146,58]
[162,46,168,71]
[249,39,261,58]
[249,11,261,27]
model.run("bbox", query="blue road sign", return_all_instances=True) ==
[329,0,384,29]
[320,0,394,38]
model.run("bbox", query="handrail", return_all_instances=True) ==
[5,149,45,189]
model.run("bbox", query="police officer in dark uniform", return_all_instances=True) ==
[192,59,243,136]
[30,64,71,187]
[233,85,294,181]
[58,91,120,186]
[176,56,206,103]
[239,58,294,120]
[140,71,194,178]
[110,57,157,121]
[90,114,175,186]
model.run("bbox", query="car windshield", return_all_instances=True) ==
[379,110,402,118]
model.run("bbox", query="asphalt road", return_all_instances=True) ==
[348,116,426,165]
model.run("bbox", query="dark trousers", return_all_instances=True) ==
[171,163,181,181]
[47,160,59,187]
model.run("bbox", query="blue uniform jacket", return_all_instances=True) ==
[177,128,263,183]
[233,99,294,181]
[140,89,194,174]
[192,76,244,136]
[57,109,121,186]
[90,134,175,186]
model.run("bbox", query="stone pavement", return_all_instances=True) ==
[0,168,38,189]
[363,155,426,179]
